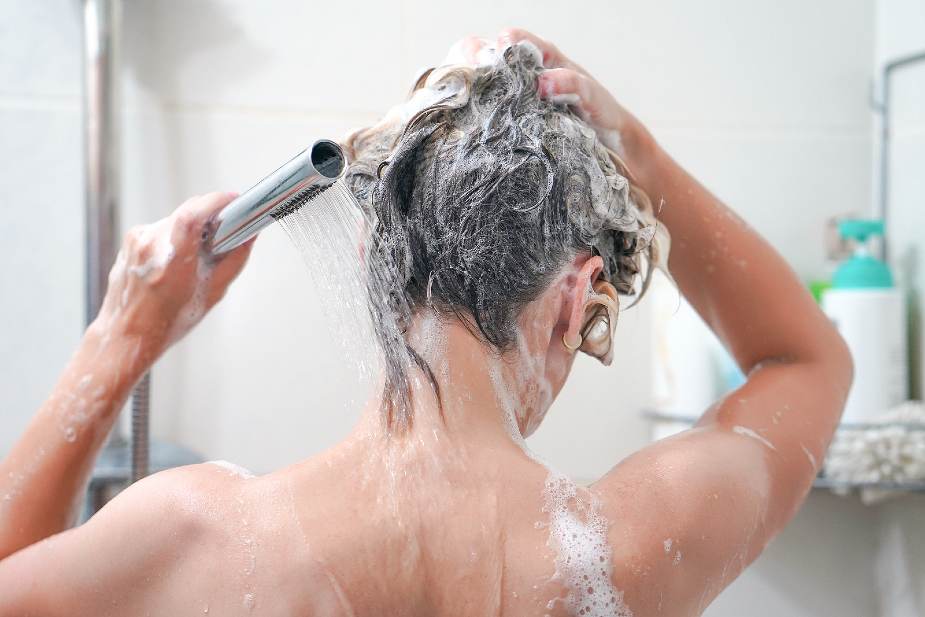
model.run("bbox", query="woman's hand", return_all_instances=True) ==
[496,28,654,162]
[448,29,656,168]
[93,191,254,359]
[0,192,254,560]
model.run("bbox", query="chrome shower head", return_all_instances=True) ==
[209,139,346,254]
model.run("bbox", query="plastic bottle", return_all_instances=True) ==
[822,220,907,424]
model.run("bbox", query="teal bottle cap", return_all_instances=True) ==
[838,219,885,243]
[832,219,894,289]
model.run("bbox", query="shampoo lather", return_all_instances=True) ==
[822,220,906,424]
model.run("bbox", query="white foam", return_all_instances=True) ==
[550,93,581,107]
[56,373,112,444]
[474,43,499,66]
[487,360,527,441]
[167,254,213,344]
[596,129,623,155]
[442,37,500,67]
[442,38,476,66]
[543,472,631,617]
[800,444,818,470]
[207,460,256,479]
[128,219,176,278]
[513,331,554,438]
[386,82,454,124]
[413,310,447,365]
[732,425,777,452]
[663,538,672,554]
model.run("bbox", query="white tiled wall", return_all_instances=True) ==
[0,1,84,455]
[6,0,922,615]
[875,1,925,614]
[115,0,878,479]
[877,0,925,399]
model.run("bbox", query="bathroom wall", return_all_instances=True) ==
[116,0,877,480]
[878,0,925,402]
[874,2,925,614]
[0,0,905,615]
[0,2,84,454]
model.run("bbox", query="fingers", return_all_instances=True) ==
[537,68,594,115]
[177,191,237,221]
[206,236,255,307]
[497,27,584,74]
[450,28,586,76]
[171,191,244,274]
[498,28,557,66]
[170,191,237,250]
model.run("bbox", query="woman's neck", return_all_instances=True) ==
[351,314,546,451]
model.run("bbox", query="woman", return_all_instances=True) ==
[0,30,851,616]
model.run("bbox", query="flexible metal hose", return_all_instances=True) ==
[130,372,150,482]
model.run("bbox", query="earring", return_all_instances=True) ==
[577,283,619,366]
[562,332,582,352]
[578,304,614,361]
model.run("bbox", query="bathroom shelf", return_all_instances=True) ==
[811,477,925,492]
[642,409,925,432]
[90,439,202,481]
[81,439,203,522]
[641,409,925,494]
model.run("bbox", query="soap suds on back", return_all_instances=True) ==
[543,472,631,617]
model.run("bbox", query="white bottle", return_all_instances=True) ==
[650,271,719,418]
[822,220,907,424]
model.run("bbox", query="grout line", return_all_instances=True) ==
[652,127,871,140]
[150,100,382,123]
[0,93,80,112]
[145,101,880,136]
[0,93,899,140]
[150,105,877,139]
[891,126,925,138]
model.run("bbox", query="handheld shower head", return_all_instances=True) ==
[209,139,346,254]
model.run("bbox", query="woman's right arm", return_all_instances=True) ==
[500,27,852,611]
[0,192,253,561]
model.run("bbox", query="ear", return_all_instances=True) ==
[563,255,604,349]
[563,255,620,365]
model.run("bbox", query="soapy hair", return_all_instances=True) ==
[343,42,667,430]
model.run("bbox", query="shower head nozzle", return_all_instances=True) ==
[209,139,346,254]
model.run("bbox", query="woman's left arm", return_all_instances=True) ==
[0,191,253,560]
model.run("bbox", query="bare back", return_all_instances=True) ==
[3,415,798,617]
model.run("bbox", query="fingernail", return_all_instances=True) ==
[227,191,240,199]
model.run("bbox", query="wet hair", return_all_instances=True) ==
[343,42,666,430]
